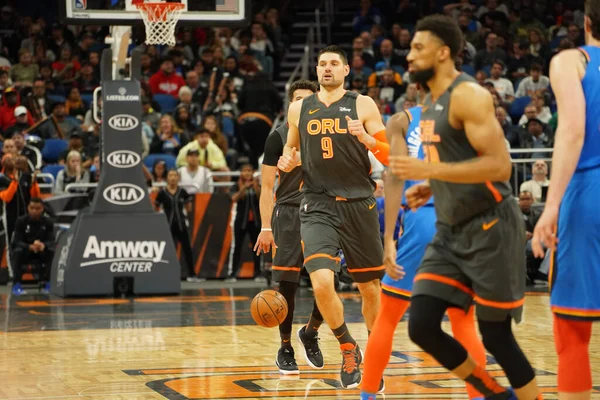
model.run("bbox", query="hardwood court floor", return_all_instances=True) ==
[0,287,599,399]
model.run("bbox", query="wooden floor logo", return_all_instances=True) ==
[123,351,559,399]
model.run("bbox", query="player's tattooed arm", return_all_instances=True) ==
[427,82,512,183]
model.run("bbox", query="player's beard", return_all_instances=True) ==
[409,67,435,90]
[319,76,342,89]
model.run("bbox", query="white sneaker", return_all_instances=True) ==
[186,277,206,283]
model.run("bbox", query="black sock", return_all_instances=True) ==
[278,281,297,339]
[332,322,356,346]
[305,301,323,338]
[280,332,292,349]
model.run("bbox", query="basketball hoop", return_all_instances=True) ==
[135,2,184,46]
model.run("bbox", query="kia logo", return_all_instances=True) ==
[108,114,139,131]
[107,150,141,168]
[103,183,145,205]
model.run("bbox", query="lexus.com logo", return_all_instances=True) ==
[103,183,145,206]
[107,150,141,168]
[108,114,139,131]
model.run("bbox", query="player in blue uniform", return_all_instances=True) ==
[361,104,486,400]
[533,3,600,398]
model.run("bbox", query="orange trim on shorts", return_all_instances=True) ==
[381,284,411,298]
[414,272,475,296]
[299,180,304,192]
[304,253,341,264]
[485,181,503,203]
[552,305,600,317]
[272,266,301,272]
[548,246,555,292]
[346,265,385,273]
[335,196,347,201]
[474,296,524,310]
[301,240,305,253]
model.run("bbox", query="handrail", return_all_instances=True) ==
[65,183,98,193]
[284,26,314,111]
[37,173,55,191]
[151,182,201,192]
[324,0,333,44]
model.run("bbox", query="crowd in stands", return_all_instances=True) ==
[0,0,287,197]
[349,0,582,165]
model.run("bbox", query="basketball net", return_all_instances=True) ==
[134,1,184,46]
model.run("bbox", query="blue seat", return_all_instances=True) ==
[153,94,178,114]
[47,94,66,105]
[81,93,94,109]
[143,154,177,170]
[42,139,69,163]
[42,164,65,179]
[509,96,531,124]
[222,116,235,137]
[461,64,475,76]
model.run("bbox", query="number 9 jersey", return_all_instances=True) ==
[298,91,376,200]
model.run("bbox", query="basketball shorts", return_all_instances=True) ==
[382,205,436,300]
[551,167,600,320]
[412,197,526,322]
[300,193,384,283]
[271,203,304,283]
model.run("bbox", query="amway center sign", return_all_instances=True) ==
[81,235,168,273]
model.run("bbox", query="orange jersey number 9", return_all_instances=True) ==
[423,144,440,163]
[321,137,334,159]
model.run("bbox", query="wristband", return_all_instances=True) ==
[261,228,272,232]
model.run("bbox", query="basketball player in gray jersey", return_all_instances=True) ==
[278,45,390,390]
[254,80,326,375]
[388,15,542,400]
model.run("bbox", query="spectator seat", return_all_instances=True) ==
[509,96,531,124]
[42,139,69,163]
[42,164,65,179]
[47,95,66,105]
[81,93,93,109]
[143,154,177,170]
[153,94,178,114]
[461,64,475,76]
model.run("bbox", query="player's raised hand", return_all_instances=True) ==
[277,147,298,172]
[389,155,432,180]
[532,205,558,257]
[405,183,432,211]
[254,229,277,256]
[383,238,404,280]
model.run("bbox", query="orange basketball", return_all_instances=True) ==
[250,290,288,328]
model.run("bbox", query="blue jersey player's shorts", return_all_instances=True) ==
[551,167,600,320]
[381,205,436,300]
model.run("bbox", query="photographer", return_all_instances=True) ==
[10,198,54,295]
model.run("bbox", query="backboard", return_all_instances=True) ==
[61,0,250,27]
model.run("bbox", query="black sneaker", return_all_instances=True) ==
[340,342,362,389]
[297,325,324,369]
[276,347,299,375]
[378,377,385,393]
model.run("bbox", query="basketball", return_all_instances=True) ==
[250,290,288,328]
